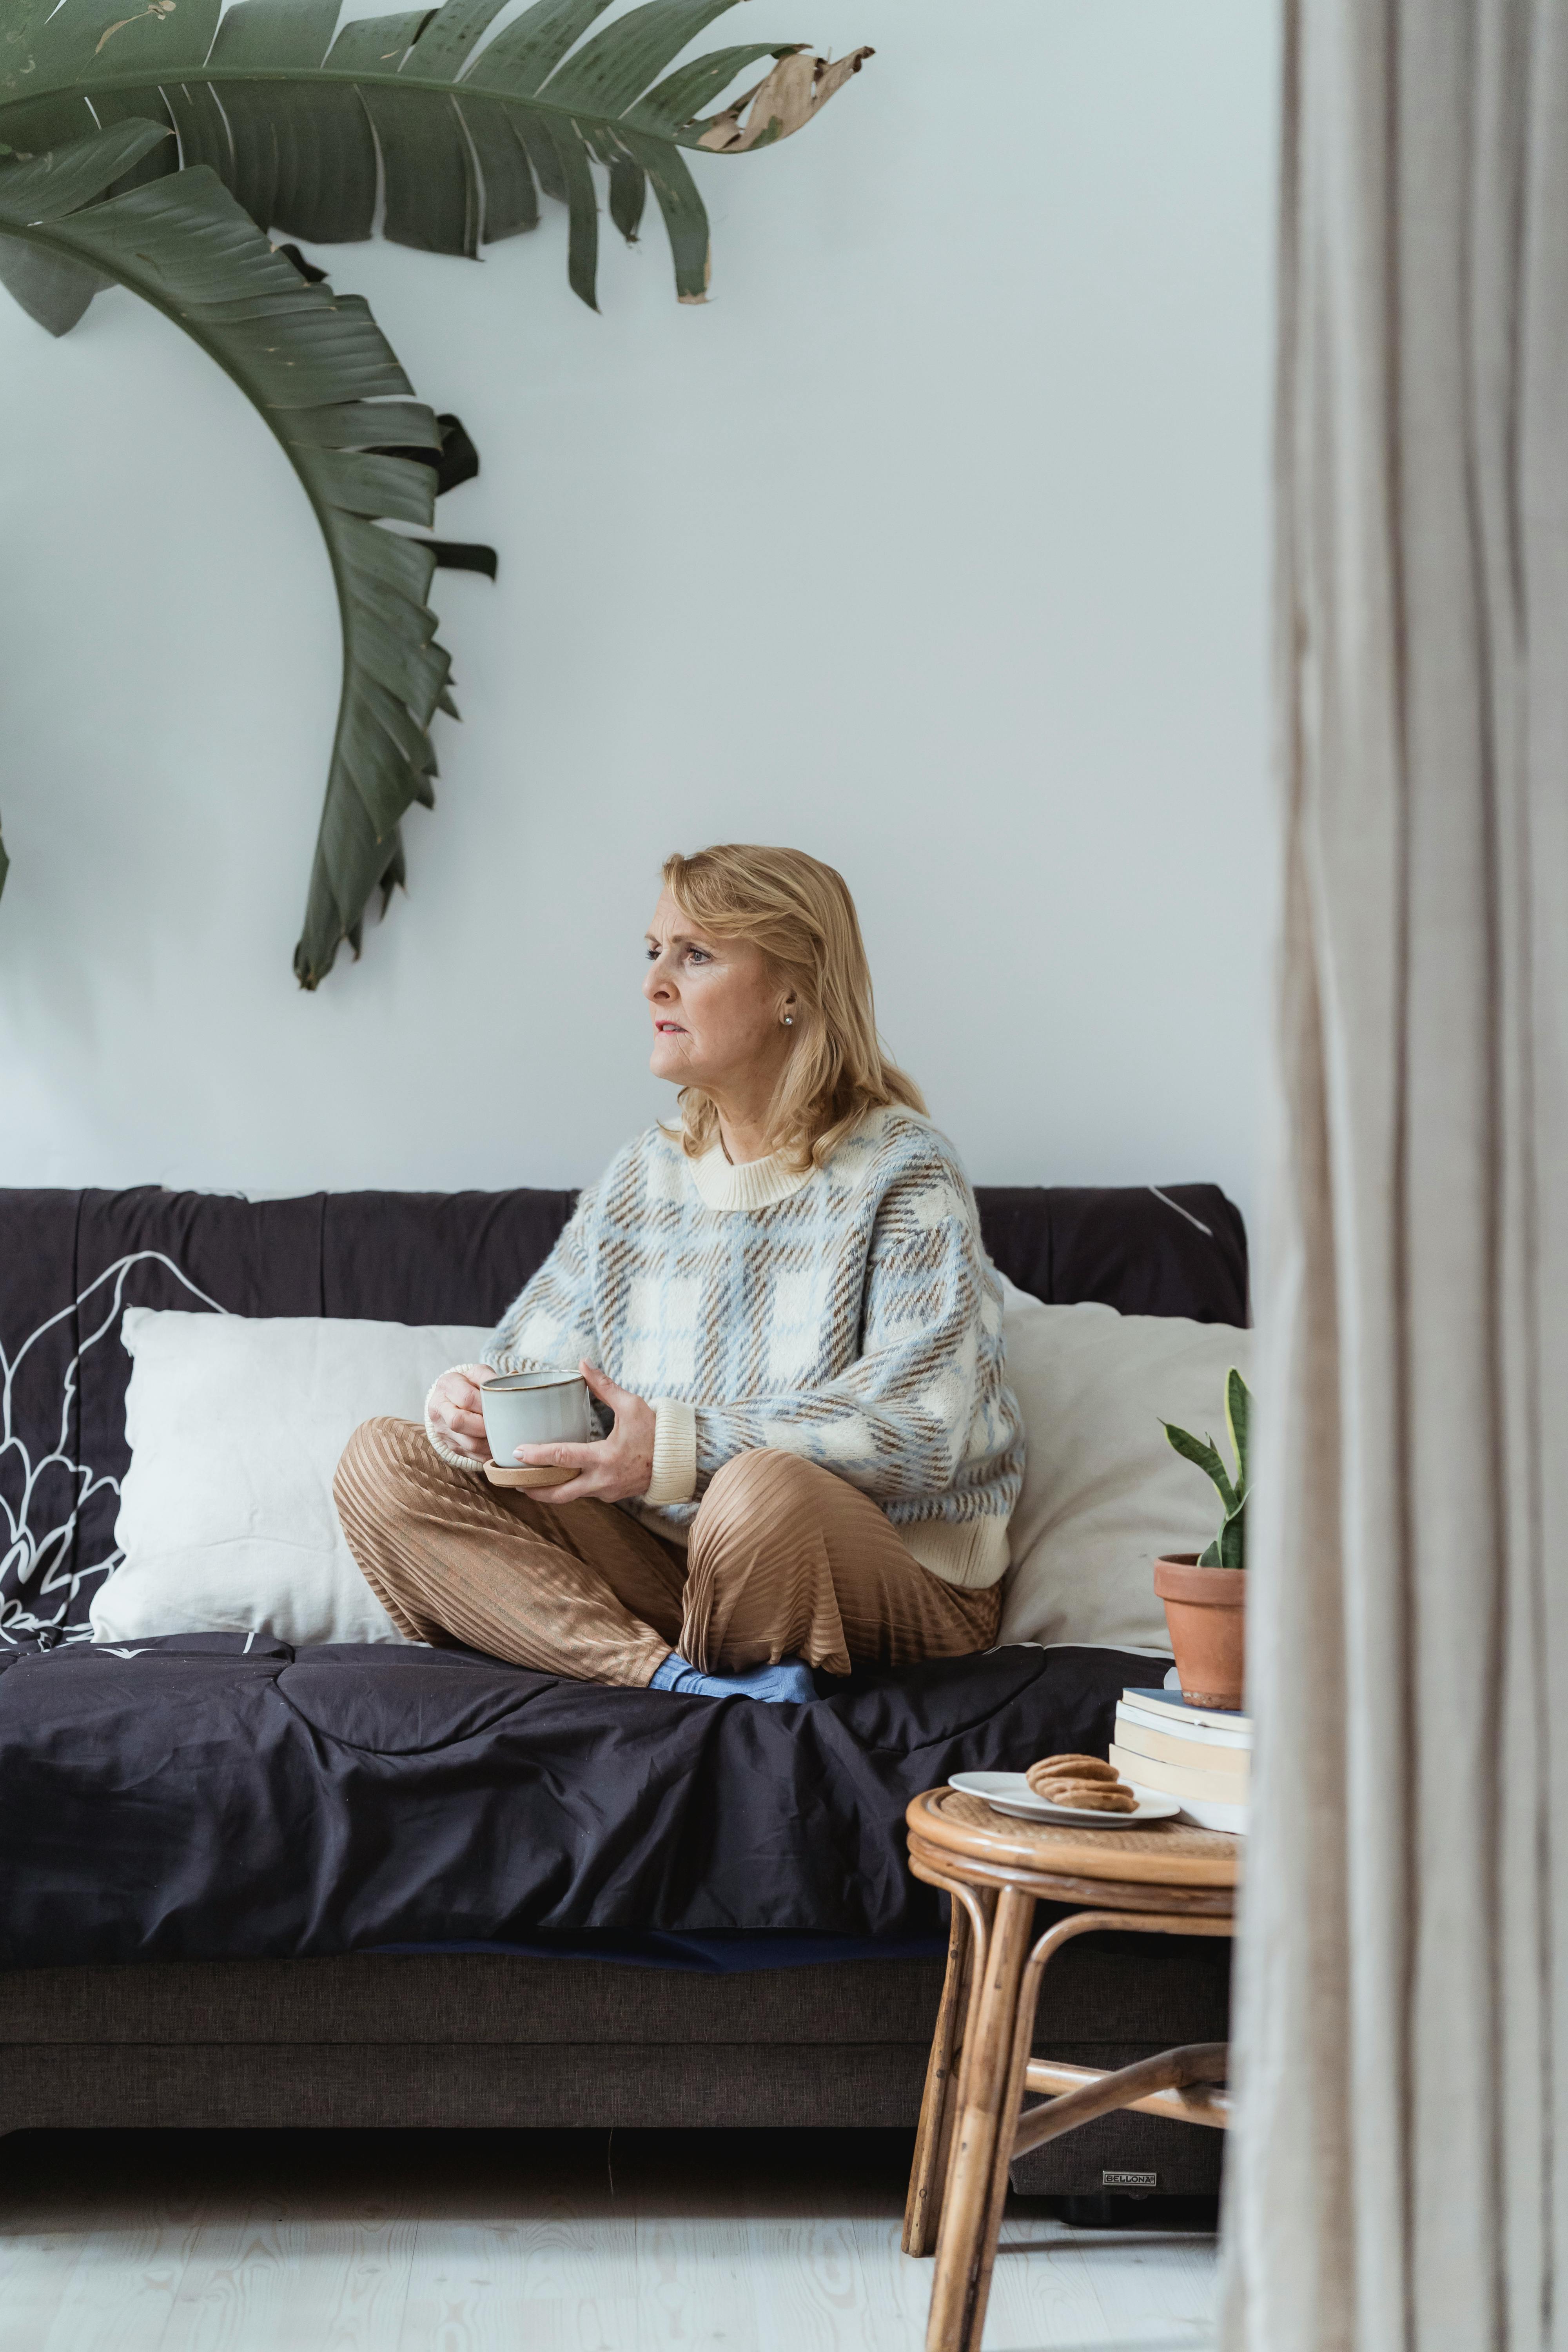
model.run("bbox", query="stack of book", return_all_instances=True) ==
[1109,1686,1250,1833]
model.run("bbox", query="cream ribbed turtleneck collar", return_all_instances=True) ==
[688,1139,817,1213]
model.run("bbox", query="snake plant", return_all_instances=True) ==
[1162,1368,1251,1570]
[0,0,869,984]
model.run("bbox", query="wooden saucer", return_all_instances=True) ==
[483,1461,577,1490]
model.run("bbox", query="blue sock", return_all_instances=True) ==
[649,1652,816,1705]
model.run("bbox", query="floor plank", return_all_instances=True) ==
[0,2129,1218,2352]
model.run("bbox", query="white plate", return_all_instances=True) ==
[948,1770,1181,1828]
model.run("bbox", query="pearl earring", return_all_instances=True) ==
[783,1013,794,1027]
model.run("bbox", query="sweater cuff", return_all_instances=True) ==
[644,1399,697,1505]
[424,1364,493,1475]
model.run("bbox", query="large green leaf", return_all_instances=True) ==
[0,0,872,307]
[0,122,455,984]
[0,5,866,970]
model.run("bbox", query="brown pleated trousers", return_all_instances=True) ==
[334,1418,1000,1686]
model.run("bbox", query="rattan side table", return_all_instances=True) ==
[900,1786,1241,2352]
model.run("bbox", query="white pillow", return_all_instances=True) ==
[91,1310,493,1648]
[998,1276,1252,1653]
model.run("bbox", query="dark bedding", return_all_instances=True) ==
[0,1632,1158,1970]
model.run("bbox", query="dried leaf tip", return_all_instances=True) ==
[93,0,176,54]
[697,47,873,154]
[676,246,713,305]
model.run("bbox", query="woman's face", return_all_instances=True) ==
[643,890,794,1098]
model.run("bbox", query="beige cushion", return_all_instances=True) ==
[998,1276,1253,1652]
[91,1309,493,1648]
[91,1292,1251,1660]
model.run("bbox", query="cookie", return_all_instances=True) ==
[1034,1780,1139,1814]
[1026,1755,1118,1794]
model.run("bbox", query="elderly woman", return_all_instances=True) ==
[336,844,1023,1704]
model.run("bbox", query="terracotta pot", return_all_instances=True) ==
[1153,1554,1247,1711]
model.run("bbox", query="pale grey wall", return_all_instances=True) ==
[0,0,1278,1218]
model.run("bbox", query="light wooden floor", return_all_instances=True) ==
[0,2128,1218,2352]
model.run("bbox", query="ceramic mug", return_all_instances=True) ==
[480,1369,595,1466]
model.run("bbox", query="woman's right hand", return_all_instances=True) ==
[428,1364,494,1462]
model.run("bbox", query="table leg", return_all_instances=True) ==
[904,1895,968,2255]
[933,1886,994,2248]
[924,1882,1035,2352]
[960,1915,1112,2350]
[905,1884,992,2256]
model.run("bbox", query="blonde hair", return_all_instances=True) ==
[661,843,927,1171]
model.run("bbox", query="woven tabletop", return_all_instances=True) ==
[907,1786,1242,1889]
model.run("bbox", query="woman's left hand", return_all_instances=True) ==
[515,1361,656,1504]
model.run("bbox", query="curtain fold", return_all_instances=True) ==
[1223,3,1568,2345]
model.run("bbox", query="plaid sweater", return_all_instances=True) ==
[427,1107,1024,1588]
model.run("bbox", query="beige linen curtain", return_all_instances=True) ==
[1222,2,1568,2347]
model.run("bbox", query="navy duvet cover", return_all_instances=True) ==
[0,1633,1156,1970]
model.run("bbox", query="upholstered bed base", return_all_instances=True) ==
[0,1943,1227,2198]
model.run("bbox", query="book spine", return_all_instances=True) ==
[1113,1713,1252,1776]
[1110,1742,1252,1806]
[1116,1699,1253,1752]
[1121,1689,1253,1735]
